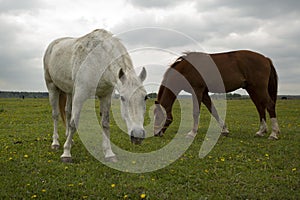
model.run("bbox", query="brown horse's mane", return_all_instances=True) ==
[170,57,183,68]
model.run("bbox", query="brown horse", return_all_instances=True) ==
[153,50,280,140]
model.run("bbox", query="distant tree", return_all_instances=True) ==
[147,93,157,99]
[226,93,242,99]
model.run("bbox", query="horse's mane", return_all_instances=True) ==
[170,57,183,68]
[169,51,201,69]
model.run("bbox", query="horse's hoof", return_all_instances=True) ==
[221,132,229,137]
[105,156,118,163]
[51,144,60,150]
[61,157,72,163]
[185,134,195,139]
[268,135,278,140]
[255,132,265,137]
[154,132,163,137]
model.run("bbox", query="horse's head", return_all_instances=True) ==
[118,67,147,144]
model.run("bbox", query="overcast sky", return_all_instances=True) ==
[0,0,299,94]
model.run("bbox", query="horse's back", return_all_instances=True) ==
[44,29,133,94]
[170,50,272,93]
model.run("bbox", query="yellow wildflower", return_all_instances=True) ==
[111,184,116,188]
[24,154,29,158]
[140,193,146,199]
[292,168,296,172]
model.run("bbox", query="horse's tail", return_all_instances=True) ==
[59,92,67,126]
[267,58,278,104]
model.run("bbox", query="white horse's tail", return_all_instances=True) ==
[59,92,67,126]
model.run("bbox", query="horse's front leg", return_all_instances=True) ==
[61,89,87,163]
[202,92,229,136]
[65,94,72,137]
[186,94,201,138]
[64,94,75,146]
[100,94,117,162]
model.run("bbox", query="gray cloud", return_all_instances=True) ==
[0,0,299,94]
[196,0,300,19]
[0,0,44,13]
[127,0,184,9]
[113,1,300,94]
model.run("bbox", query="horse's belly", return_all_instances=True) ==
[48,62,74,93]
[52,76,74,93]
[223,77,246,93]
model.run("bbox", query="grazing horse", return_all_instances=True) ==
[154,50,280,140]
[44,29,147,162]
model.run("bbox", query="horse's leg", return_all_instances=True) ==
[47,84,60,150]
[202,92,229,136]
[64,94,72,138]
[247,88,268,137]
[186,94,201,138]
[186,88,207,138]
[61,88,88,162]
[100,93,117,162]
[266,98,280,140]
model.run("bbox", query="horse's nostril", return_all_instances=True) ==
[131,129,145,139]
[141,130,145,138]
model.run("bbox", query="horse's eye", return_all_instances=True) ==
[120,96,125,101]
[144,95,149,101]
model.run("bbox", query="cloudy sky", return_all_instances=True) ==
[0,0,299,94]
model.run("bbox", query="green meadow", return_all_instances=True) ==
[0,98,299,199]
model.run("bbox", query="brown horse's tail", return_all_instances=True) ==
[267,58,278,104]
[59,92,67,126]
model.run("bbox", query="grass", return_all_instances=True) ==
[0,98,299,199]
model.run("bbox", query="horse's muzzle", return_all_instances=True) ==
[130,129,145,145]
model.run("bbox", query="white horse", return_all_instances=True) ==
[44,29,147,162]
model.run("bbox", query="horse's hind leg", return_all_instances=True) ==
[202,92,229,136]
[47,83,60,149]
[267,100,280,140]
[247,88,268,137]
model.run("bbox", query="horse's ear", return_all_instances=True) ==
[118,68,126,84]
[139,67,147,82]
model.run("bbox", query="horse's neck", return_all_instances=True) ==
[106,54,135,89]
[158,86,177,117]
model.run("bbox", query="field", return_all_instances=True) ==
[0,98,299,199]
